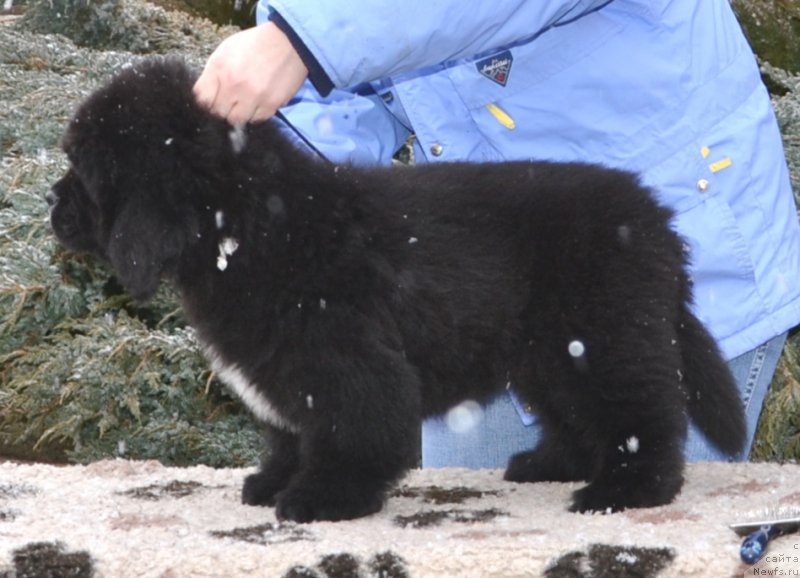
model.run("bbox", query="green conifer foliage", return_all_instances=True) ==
[1,21,260,466]
[750,64,800,462]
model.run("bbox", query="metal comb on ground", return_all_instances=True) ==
[730,507,800,564]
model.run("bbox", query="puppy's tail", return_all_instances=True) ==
[678,304,747,457]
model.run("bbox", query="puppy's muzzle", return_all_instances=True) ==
[46,189,59,207]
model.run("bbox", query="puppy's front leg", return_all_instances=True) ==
[242,424,300,506]
[273,347,421,523]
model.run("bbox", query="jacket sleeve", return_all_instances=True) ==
[261,0,615,89]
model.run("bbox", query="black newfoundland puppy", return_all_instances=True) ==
[49,57,745,522]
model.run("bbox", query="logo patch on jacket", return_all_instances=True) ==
[477,51,513,87]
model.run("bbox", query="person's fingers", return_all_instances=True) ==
[226,102,253,126]
[192,69,220,111]
[220,82,283,124]
[250,106,272,123]
[217,100,238,123]
[195,79,283,124]
[194,24,309,124]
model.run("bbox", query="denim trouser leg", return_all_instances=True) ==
[421,333,788,468]
[684,332,788,461]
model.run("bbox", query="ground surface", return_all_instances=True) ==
[1,460,799,577]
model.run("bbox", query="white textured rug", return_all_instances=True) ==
[1,460,799,577]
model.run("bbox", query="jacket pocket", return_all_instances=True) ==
[673,196,763,344]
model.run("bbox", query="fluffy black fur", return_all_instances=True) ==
[49,57,746,522]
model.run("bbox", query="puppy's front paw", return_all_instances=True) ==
[274,482,385,523]
[241,470,289,506]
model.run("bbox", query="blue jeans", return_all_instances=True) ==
[421,333,788,468]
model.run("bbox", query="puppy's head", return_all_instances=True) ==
[49,57,234,300]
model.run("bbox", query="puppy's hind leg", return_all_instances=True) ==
[504,414,595,483]
[569,364,688,513]
[242,425,300,506]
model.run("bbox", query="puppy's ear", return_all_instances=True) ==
[106,198,187,302]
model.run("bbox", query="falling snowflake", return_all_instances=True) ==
[216,237,239,271]
[445,400,483,434]
[568,340,585,357]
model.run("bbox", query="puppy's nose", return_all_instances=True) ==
[46,189,58,207]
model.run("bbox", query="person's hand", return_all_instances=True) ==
[193,22,309,125]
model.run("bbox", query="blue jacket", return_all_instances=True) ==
[258,0,800,360]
